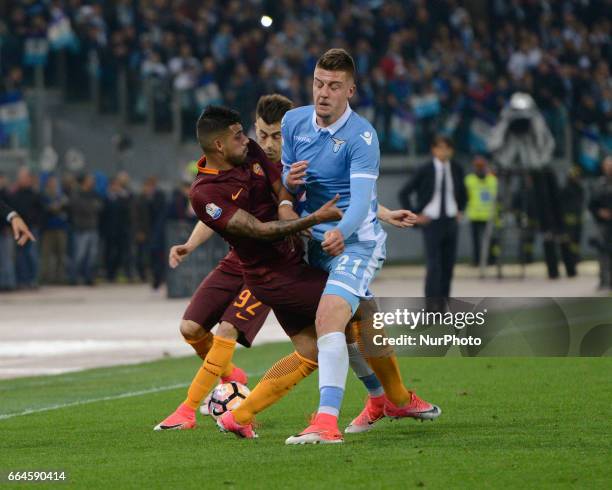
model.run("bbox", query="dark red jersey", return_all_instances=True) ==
[215,156,284,275]
[190,139,302,278]
[216,248,242,275]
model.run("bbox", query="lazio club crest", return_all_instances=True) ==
[331,137,346,153]
[206,203,222,220]
[252,163,264,176]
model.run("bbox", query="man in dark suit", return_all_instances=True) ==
[399,135,467,300]
[1,198,35,246]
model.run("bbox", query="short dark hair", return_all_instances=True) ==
[431,134,454,149]
[316,48,356,79]
[255,94,293,125]
[196,105,242,153]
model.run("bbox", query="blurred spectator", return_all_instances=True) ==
[169,43,199,91]
[141,176,167,290]
[101,174,132,282]
[0,173,16,290]
[40,175,69,284]
[70,174,103,285]
[11,167,43,288]
[559,166,585,277]
[588,156,612,290]
[167,180,196,223]
[464,155,498,266]
[194,57,223,109]
[131,176,167,289]
[132,182,150,283]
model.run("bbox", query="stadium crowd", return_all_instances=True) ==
[0,1,611,292]
[0,0,610,156]
[0,166,196,290]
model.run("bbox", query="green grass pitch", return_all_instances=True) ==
[1,343,610,489]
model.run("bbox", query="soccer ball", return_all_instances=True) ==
[207,382,250,420]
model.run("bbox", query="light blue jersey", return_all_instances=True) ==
[281,104,386,313]
[281,104,386,244]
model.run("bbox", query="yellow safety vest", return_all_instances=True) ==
[465,173,498,222]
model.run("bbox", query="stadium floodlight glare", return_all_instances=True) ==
[260,15,273,28]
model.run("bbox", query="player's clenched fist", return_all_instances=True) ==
[322,228,345,256]
[286,160,308,190]
[169,243,194,269]
[313,194,343,224]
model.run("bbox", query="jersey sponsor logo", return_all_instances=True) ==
[252,163,264,176]
[294,135,312,143]
[331,137,346,153]
[360,131,373,146]
[206,203,222,220]
[231,189,243,200]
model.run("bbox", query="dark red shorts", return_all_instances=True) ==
[183,265,270,347]
[245,262,328,337]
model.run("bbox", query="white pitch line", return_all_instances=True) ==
[0,340,189,357]
[0,383,189,421]
[0,370,266,421]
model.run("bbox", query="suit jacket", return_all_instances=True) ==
[399,160,467,215]
[0,198,13,222]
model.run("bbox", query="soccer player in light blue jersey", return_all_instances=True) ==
[282,49,441,445]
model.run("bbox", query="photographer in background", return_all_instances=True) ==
[588,156,612,291]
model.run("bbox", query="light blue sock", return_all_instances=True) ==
[347,342,384,397]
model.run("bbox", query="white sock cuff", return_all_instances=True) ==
[317,331,345,349]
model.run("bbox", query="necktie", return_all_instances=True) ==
[439,165,447,219]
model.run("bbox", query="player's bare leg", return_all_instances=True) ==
[218,327,318,439]
[154,321,243,431]
[285,294,351,445]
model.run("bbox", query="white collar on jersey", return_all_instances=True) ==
[311,103,353,135]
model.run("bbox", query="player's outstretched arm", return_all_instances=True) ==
[226,195,342,241]
[168,221,215,268]
[377,204,417,228]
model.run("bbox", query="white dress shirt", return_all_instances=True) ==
[422,158,458,219]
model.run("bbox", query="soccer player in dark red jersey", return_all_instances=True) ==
[154,96,296,431]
